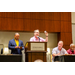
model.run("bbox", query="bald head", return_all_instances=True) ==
[14,33,19,36]
[58,41,63,50]
[14,33,20,40]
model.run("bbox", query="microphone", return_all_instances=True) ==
[37,36,40,42]
[44,31,47,33]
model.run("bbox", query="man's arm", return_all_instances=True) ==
[45,32,48,42]
[52,48,60,57]
[52,53,60,57]
[45,36,48,42]
[20,41,24,50]
[8,41,15,49]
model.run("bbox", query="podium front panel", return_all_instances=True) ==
[26,51,46,62]
[28,42,47,51]
[25,42,47,62]
[31,43,45,51]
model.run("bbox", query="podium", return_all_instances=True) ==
[25,42,47,62]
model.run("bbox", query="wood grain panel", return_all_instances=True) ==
[53,12,61,20]
[30,19,36,31]
[12,18,23,31]
[1,18,8,30]
[28,53,32,62]
[14,12,24,19]
[7,18,13,30]
[63,45,70,50]
[0,12,2,17]
[1,18,13,30]
[5,12,13,18]
[61,12,71,21]
[30,12,36,19]
[0,12,5,18]
[61,21,72,32]
[60,33,72,45]
[53,21,61,32]
[36,12,45,20]
[23,19,31,31]
[0,12,14,18]
[32,53,44,62]
[45,20,61,32]
[45,12,54,20]
[45,20,54,32]
[23,12,31,19]
[35,20,45,32]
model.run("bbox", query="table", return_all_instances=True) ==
[54,55,75,62]
[0,54,22,62]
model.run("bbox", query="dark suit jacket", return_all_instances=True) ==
[8,39,24,54]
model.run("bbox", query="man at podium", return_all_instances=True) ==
[30,29,48,42]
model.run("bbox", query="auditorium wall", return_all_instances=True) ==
[0,31,57,52]
[71,12,75,44]
[0,12,72,61]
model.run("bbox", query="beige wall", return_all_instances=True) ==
[0,31,57,52]
[71,12,75,44]
[71,12,75,23]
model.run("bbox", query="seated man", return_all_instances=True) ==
[8,33,24,54]
[52,41,68,61]
[30,29,48,42]
[67,44,75,54]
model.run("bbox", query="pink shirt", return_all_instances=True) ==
[30,36,45,42]
[67,49,75,54]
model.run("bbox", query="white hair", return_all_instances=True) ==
[70,43,74,47]
[34,29,39,33]
[58,41,63,44]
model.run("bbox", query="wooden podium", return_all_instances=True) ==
[25,42,47,62]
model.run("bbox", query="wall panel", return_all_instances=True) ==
[53,12,61,20]
[63,45,70,50]
[45,12,54,20]
[53,21,61,32]
[5,12,13,18]
[30,12,36,19]
[61,21,71,32]
[0,12,72,50]
[23,12,31,19]
[23,19,31,31]
[61,12,71,21]
[1,18,8,30]
[35,20,45,32]
[35,12,45,20]
[12,18,23,31]
[60,33,72,45]
[44,20,54,32]
[14,12,24,19]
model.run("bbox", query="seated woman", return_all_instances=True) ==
[67,44,75,54]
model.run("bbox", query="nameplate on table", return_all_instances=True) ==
[30,43,45,51]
